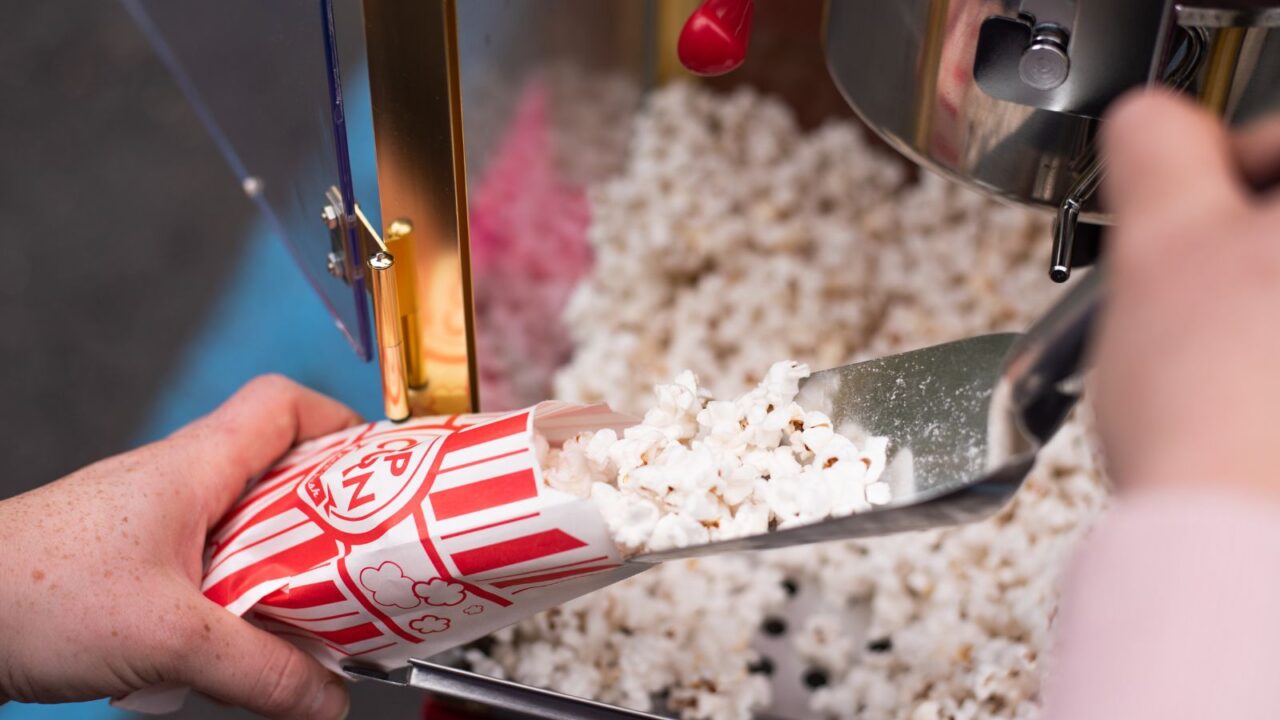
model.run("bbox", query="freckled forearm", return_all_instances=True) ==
[0,503,23,699]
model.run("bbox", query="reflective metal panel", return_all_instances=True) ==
[825,0,1280,223]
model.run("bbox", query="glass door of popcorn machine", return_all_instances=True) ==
[123,0,664,419]
[452,1,656,411]
[122,0,374,361]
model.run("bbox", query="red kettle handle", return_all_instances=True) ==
[677,0,755,76]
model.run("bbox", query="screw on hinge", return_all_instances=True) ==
[321,204,341,230]
[326,251,346,280]
[322,202,348,281]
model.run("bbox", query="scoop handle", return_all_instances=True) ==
[1004,268,1102,444]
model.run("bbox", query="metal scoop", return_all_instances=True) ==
[634,269,1100,563]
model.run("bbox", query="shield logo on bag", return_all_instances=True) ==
[297,431,445,543]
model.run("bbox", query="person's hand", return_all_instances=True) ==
[0,375,360,719]
[1095,90,1280,498]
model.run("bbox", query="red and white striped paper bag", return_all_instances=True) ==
[200,401,643,674]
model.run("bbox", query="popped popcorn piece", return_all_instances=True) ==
[723,500,770,539]
[539,362,890,555]
[649,512,712,551]
[865,481,893,506]
[542,433,605,497]
[589,482,661,553]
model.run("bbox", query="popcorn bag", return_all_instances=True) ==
[120,403,644,712]
[213,403,649,666]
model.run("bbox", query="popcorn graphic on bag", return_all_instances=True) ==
[408,615,451,635]
[358,562,421,609]
[413,577,467,607]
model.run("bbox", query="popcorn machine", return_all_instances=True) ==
[124,0,1280,717]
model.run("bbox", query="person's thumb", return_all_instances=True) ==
[1102,90,1247,244]
[177,600,350,720]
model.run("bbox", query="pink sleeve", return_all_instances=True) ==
[1045,487,1280,720]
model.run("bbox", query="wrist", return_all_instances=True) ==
[0,502,28,702]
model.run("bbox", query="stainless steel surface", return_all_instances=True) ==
[825,0,1164,226]
[1049,154,1104,281]
[824,0,1280,270]
[1001,271,1099,446]
[1177,0,1280,27]
[1022,0,1078,28]
[1046,24,1204,281]
[346,659,668,720]
[972,2,1175,118]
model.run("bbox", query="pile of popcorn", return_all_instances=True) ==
[466,554,788,719]
[539,361,891,555]
[466,83,1110,720]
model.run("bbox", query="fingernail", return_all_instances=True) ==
[314,678,349,720]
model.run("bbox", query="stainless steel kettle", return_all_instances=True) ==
[824,0,1280,280]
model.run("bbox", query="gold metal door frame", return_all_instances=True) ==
[363,0,478,416]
